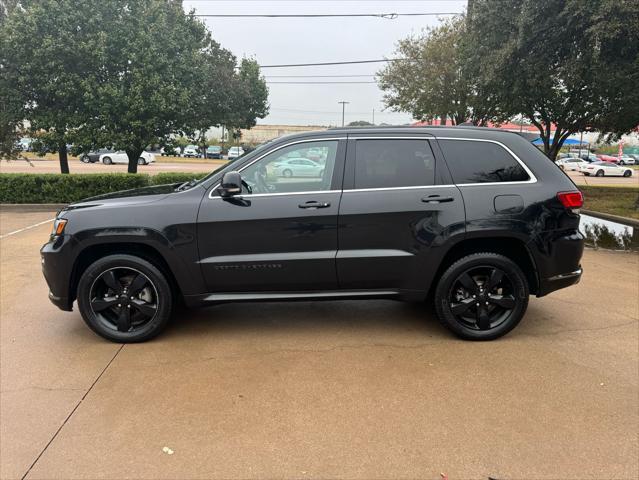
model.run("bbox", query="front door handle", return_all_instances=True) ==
[299,201,331,209]
[422,195,454,203]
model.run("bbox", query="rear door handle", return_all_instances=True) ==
[299,201,331,209]
[421,195,454,203]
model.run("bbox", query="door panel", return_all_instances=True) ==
[337,186,465,290]
[197,192,341,292]
[336,137,465,291]
[197,139,346,292]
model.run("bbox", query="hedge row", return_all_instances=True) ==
[0,172,208,203]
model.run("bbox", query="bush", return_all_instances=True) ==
[0,172,207,203]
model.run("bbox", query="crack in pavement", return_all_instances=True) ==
[20,344,125,480]
[1,386,86,394]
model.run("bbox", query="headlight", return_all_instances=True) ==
[51,218,67,237]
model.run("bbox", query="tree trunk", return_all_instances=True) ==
[126,147,144,174]
[58,142,70,174]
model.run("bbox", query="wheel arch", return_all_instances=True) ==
[429,235,539,297]
[69,242,183,305]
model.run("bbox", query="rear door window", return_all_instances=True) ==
[439,139,530,184]
[354,139,435,189]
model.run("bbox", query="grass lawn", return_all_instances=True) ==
[579,185,639,220]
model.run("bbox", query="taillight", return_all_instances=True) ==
[557,191,583,209]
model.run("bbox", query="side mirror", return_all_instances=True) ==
[218,171,242,197]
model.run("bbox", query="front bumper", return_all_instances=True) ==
[41,235,75,311]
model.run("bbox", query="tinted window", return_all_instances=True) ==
[241,140,338,194]
[354,139,435,189]
[439,140,530,184]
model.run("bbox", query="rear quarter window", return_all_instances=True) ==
[439,139,530,184]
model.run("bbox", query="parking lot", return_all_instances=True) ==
[1,208,637,479]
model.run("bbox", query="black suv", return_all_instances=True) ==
[41,127,584,342]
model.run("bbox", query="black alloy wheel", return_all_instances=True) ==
[434,253,529,340]
[77,255,173,342]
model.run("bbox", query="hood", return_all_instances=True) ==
[65,183,182,211]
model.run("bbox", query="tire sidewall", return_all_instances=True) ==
[434,253,529,340]
[77,254,173,343]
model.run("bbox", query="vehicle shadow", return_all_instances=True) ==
[162,299,450,341]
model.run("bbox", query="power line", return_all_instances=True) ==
[193,12,458,19]
[260,58,404,68]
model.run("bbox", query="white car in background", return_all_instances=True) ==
[618,155,636,165]
[580,161,632,177]
[227,146,245,159]
[182,145,200,158]
[556,157,589,171]
[99,151,156,165]
[271,158,324,178]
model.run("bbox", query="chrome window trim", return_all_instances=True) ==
[207,135,537,199]
[208,137,346,199]
[435,137,537,185]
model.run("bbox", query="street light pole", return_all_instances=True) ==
[338,101,349,127]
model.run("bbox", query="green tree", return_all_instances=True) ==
[377,16,496,126]
[466,0,639,159]
[226,58,269,133]
[1,0,106,171]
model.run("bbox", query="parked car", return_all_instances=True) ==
[618,155,636,165]
[206,146,223,159]
[227,146,245,159]
[271,158,324,178]
[80,149,115,163]
[182,145,199,158]
[99,151,156,165]
[160,146,181,157]
[627,154,639,163]
[580,161,633,177]
[41,126,585,343]
[18,137,33,152]
[556,157,589,171]
[557,152,579,160]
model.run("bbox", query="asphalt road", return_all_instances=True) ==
[1,209,638,480]
[0,158,222,175]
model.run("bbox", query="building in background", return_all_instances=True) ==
[239,124,327,143]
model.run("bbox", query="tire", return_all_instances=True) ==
[318,169,325,178]
[282,169,293,178]
[102,156,112,165]
[595,170,604,177]
[77,254,173,343]
[623,170,632,177]
[434,252,529,341]
[137,157,146,165]
[80,155,90,163]
[619,161,625,165]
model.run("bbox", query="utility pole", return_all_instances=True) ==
[372,108,375,125]
[338,101,349,127]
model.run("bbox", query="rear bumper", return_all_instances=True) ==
[537,267,582,296]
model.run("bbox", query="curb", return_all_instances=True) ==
[0,203,66,212]
[581,209,639,228]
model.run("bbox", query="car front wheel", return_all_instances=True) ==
[595,170,604,177]
[434,253,529,340]
[137,157,146,165]
[102,156,112,165]
[77,254,173,343]
[80,155,90,163]
[623,170,632,177]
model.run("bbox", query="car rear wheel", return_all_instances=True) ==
[77,254,173,343]
[282,169,293,178]
[434,253,529,340]
[103,156,112,165]
[623,170,632,177]
[595,170,604,177]
[137,157,146,165]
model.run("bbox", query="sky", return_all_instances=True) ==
[183,0,468,127]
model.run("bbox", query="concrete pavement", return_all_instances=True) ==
[1,209,637,479]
